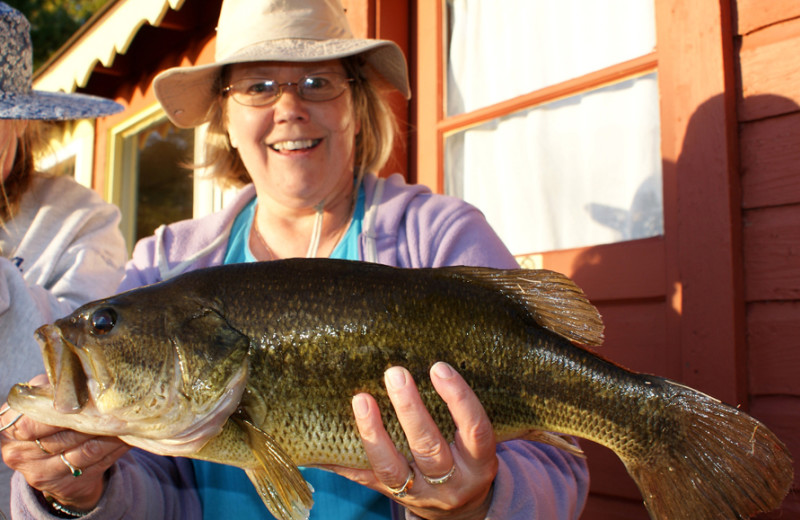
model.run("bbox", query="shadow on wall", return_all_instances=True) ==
[565,93,800,519]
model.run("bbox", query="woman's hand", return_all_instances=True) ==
[329,361,497,520]
[0,375,130,512]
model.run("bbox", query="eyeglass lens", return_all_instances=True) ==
[225,73,352,106]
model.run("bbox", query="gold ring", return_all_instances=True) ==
[35,438,52,455]
[422,465,456,485]
[387,467,415,498]
[59,453,83,477]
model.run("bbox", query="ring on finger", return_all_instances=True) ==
[59,453,83,478]
[387,467,415,498]
[35,438,52,455]
[422,464,456,485]
[0,406,23,433]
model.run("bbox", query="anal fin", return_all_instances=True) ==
[521,430,586,459]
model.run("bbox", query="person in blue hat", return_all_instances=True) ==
[0,3,127,516]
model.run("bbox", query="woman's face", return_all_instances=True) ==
[0,120,26,182]
[224,60,360,209]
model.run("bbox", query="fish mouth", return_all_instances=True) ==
[268,138,322,152]
[35,324,90,414]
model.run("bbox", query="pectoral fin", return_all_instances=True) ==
[232,414,314,520]
[193,415,313,520]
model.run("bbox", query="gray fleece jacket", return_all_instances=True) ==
[1,174,126,518]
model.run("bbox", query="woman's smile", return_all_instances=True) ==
[268,138,323,152]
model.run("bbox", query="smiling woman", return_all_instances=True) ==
[5,1,590,519]
[221,59,362,259]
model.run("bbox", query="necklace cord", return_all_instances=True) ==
[253,168,363,260]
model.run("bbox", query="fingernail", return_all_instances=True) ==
[432,361,455,379]
[385,367,407,390]
[352,394,369,419]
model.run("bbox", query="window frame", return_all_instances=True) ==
[107,104,166,250]
[412,0,744,409]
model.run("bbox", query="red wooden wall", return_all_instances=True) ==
[737,0,800,516]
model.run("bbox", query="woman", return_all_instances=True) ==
[3,0,589,518]
[0,2,127,518]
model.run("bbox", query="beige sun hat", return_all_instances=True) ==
[154,0,410,129]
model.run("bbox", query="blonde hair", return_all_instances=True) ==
[198,56,399,188]
[1,120,49,224]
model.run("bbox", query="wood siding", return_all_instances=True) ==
[737,0,800,516]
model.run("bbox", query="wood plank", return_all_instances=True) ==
[741,112,800,209]
[736,0,800,35]
[595,302,670,377]
[743,206,800,301]
[739,18,800,121]
[747,302,800,396]
[656,0,746,405]
[581,494,649,520]
[411,0,443,189]
[374,0,410,179]
[518,237,665,302]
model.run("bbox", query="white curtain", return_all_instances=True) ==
[445,0,662,254]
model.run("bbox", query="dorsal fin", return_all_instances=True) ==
[440,267,604,346]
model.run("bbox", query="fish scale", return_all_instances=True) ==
[8,258,793,520]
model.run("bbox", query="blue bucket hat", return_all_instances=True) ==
[0,2,122,120]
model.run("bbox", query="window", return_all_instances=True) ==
[108,106,194,250]
[134,121,194,241]
[441,0,662,254]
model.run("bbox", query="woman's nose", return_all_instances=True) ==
[272,87,309,123]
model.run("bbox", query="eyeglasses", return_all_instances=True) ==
[222,72,355,107]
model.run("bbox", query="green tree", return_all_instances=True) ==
[7,0,108,69]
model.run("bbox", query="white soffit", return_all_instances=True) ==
[33,0,187,93]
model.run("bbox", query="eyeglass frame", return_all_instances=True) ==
[221,72,355,107]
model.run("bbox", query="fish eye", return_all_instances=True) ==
[90,308,117,335]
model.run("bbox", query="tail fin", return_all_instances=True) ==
[623,382,793,519]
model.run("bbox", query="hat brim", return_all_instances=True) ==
[154,38,410,128]
[0,90,123,120]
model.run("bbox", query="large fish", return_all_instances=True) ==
[7,259,793,520]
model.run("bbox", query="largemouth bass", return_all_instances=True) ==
[7,259,793,520]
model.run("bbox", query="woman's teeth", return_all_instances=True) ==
[270,139,321,152]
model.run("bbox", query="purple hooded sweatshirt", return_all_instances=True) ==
[11,173,588,520]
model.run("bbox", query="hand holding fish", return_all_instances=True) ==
[326,363,496,520]
[0,375,130,515]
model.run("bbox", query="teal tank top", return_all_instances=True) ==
[192,185,391,519]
